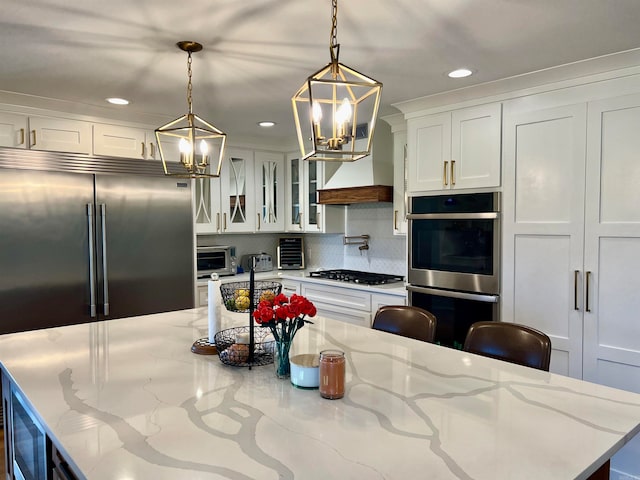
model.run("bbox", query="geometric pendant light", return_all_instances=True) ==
[155,41,226,178]
[292,0,382,162]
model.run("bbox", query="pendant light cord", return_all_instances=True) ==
[186,51,193,114]
[329,0,340,64]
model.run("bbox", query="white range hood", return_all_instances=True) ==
[318,122,393,204]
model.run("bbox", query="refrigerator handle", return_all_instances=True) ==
[100,204,110,316]
[87,204,97,318]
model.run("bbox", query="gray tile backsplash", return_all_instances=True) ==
[197,203,407,276]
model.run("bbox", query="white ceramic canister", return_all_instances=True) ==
[289,353,320,389]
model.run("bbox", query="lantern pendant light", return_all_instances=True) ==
[292,0,382,162]
[155,41,226,178]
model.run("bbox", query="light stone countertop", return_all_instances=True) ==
[1,307,639,479]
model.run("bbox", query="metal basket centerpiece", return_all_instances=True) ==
[214,326,275,367]
[219,281,282,313]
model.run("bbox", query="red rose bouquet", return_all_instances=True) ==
[252,293,316,377]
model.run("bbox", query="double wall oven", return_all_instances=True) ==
[407,192,500,348]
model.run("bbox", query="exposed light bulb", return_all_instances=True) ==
[312,102,323,124]
[179,138,192,154]
[199,140,208,155]
[335,98,352,125]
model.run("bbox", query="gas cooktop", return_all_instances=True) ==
[309,269,404,286]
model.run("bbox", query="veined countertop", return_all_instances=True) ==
[197,269,408,296]
[1,308,640,479]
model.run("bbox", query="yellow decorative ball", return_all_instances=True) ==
[259,290,275,303]
[235,295,250,310]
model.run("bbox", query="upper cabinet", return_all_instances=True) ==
[0,112,28,148]
[195,148,286,234]
[392,128,408,235]
[255,151,285,232]
[285,154,344,233]
[407,102,501,193]
[93,123,158,160]
[0,112,92,154]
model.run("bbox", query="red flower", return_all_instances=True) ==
[252,292,316,343]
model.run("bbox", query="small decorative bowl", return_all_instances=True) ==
[290,353,320,389]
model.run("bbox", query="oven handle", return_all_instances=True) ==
[407,212,499,220]
[407,285,499,303]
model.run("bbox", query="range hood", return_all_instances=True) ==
[317,122,393,205]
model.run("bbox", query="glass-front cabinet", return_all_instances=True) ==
[194,147,255,234]
[285,153,344,233]
[255,151,285,232]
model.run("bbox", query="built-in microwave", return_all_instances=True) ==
[196,245,236,278]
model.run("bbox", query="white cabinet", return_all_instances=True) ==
[371,293,406,312]
[0,113,92,154]
[502,93,640,390]
[29,116,92,154]
[407,103,501,193]
[392,129,408,235]
[255,151,285,232]
[285,154,344,233]
[93,123,158,160]
[194,147,255,234]
[300,282,372,327]
[0,112,28,148]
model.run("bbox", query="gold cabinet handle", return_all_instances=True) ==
[574,270,580,310]
[223,213,227,231]
[317,211,321,229]
[141,142,146,158]
[216,212,220,232]
[585,271,592,312]
[394,210,399,230]
[149,142,155,158]
[19,128,25,146]
[299,212,303,229]
[31,130,36,146]
[443,161,448,186]
[451,160,456,186]
[257,213,261,231]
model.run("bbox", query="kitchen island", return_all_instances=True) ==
[1,307,640,479]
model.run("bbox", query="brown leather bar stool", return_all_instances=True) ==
[372,305,437,343]
[463,321,552,371]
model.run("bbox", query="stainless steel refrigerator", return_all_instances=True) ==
[0,149,195,334]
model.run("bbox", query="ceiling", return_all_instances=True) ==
[3,0,640,147]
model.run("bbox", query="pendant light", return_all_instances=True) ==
[292,0,382,162]
[155,41,226,178]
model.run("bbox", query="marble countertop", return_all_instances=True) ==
[197,269,408,296]
[1,308,640,479]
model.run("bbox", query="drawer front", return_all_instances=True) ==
[300,283,371,312]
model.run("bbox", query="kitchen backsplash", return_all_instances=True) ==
[197,203,407,276]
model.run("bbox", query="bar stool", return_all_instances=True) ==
[463,321,552,371]
[372,305,437,343]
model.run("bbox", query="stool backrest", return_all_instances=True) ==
[463,321,552,371]
[372,305,437,343]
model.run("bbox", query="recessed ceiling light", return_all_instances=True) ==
[447,68,473,79]
[258,121,276,127]
[106,97,129,105]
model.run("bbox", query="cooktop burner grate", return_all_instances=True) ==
[309,269,404,286]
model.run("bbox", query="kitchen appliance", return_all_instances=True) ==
[407,192,500,348]
[0,148,194,335]
[9,388,47,480]
[309,269,404,286]
[241,253,273,272]
[196,245,236,278]
[277,237,305,270]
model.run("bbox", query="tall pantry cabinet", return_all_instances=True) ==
[502,88,640,393]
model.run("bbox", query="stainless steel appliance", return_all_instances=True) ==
[196,245,236,278]
[240,253,273,273]
[277,237,305,270]
[9,388,47,480]
[309,269,404,286]
[407,192,500,348]
[0,148,194,335]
